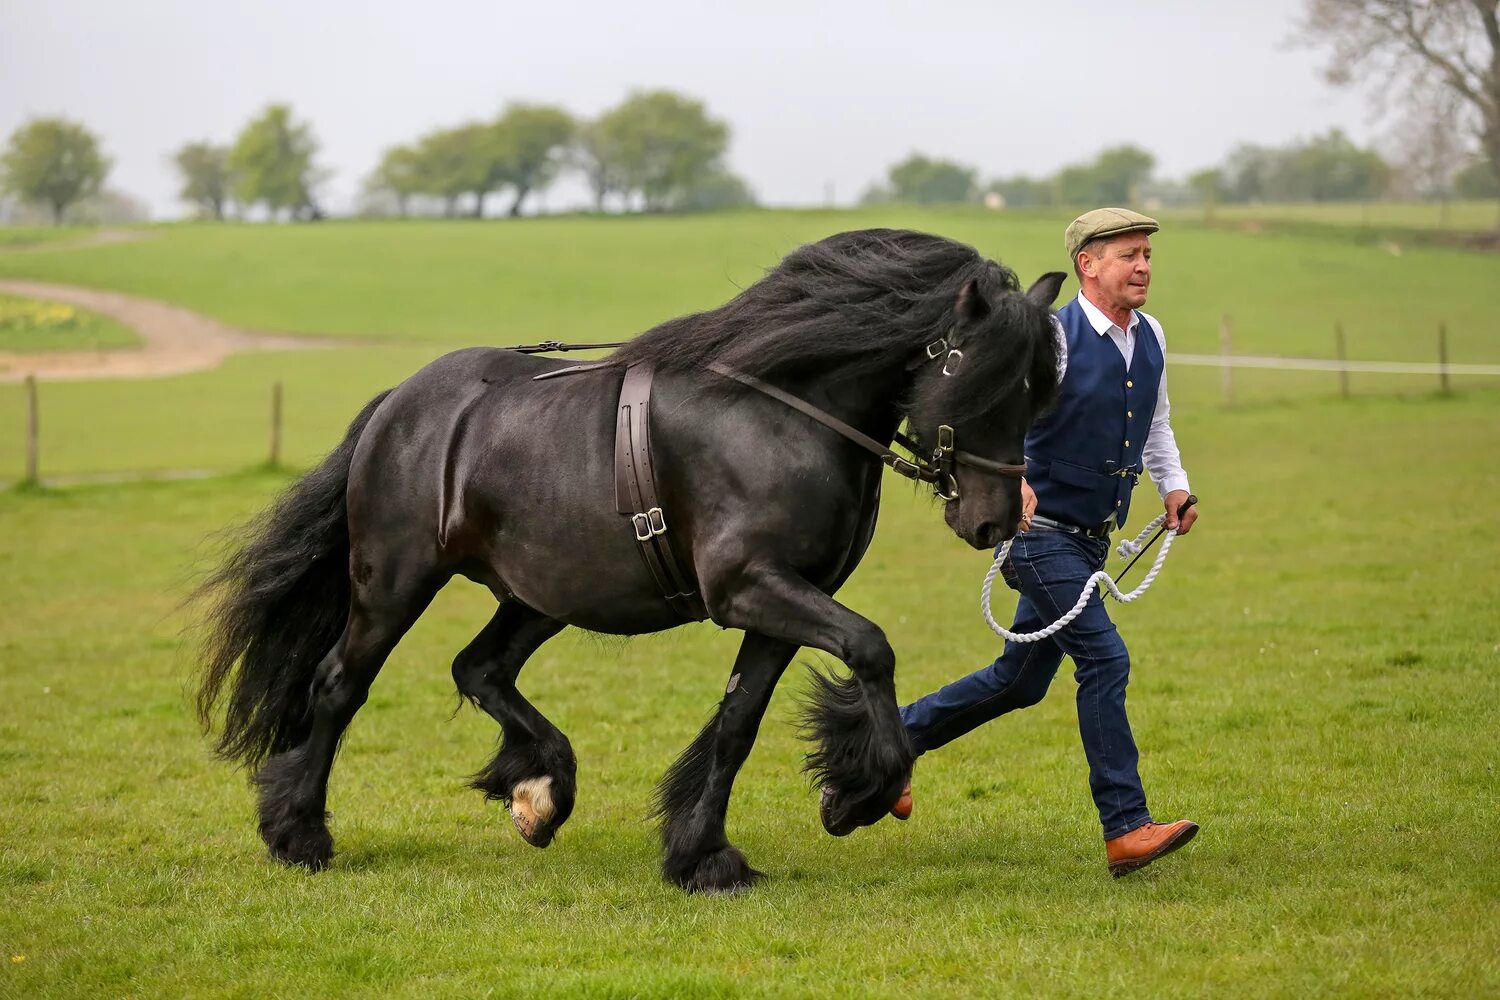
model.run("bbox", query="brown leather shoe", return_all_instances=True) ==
[1105,819,1198,877]
[889,779,913,821]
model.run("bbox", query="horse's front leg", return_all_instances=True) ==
[708,566,915,838]
[656,632,797,893]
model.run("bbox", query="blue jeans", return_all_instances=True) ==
[899,525,1152,840]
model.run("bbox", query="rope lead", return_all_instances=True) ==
[981,512,1180,644]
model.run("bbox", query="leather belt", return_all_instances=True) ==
[614,363,707,621]
[1028,514,1115,539]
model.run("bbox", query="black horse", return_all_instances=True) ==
[197,229,1064,893]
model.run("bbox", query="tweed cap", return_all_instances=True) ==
[1064,207,1159,262]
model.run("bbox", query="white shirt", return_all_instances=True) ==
[1048,292,1190,500]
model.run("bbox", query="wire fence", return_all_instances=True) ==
[9,328,1500,489]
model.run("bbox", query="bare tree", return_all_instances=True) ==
[1298,0,1500,225]
[1386,83,1471,222]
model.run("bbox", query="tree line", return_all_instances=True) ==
[864,129,1497,213]
[361,91,752,218]
[0,89,755,225]
[864,0,1500,221]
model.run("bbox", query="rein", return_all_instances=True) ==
[503,337,1025,501]
[503,339,631,354]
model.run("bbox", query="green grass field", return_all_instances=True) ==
[0,210,1497,996]
[0,226,91,249]
[0,292,140,353]
[1160,198,1500,233]
[2,389,1497,997]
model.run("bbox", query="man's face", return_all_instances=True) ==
[1081,233,1152,311]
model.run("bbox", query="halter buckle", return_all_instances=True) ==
[924,338,947,360]
[935,474,960,502]
[935,424,955,454]
[942,348,964,376]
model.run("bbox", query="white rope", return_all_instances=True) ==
[981,514,1178,643]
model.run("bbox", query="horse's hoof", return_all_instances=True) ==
[508,776,557,848]
[264,822,334,871]
[819,785,857,837]
[668,846,765,894]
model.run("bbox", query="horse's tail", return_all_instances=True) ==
[195,389,392,770]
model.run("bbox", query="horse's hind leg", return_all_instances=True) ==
[451,601,573,847]
[657,632,797,893]
[257,568,441,870]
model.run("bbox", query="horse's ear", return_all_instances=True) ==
[955,278,990,323]
[1026,272,1068,308]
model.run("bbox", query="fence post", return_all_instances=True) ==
[269,381,283,468]
[23,375,39,487]
[1219,313,1233,406]
[1335,322,1349,399]
[1438,322,1450,395]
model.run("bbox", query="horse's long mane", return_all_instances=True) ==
[611,228,1060,426]
[613,230,1000,371]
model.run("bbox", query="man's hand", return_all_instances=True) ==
[1020,478,1038,531]
[1165,489,1198,535]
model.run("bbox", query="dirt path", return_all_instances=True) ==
[0,227,154,255]
[0,279,341,383]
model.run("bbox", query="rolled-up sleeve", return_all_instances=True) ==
[1141,315,1190,499]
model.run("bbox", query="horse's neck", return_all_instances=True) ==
[784,364,908,445]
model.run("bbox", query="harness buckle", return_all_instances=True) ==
[633,508,668,540]
[925,338,947,360]
[935,424,955,454]
[942,348,964,376]
[885,456,922,480]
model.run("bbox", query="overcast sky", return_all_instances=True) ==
[1,0,1374,219]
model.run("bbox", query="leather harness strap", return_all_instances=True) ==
[706,363,1026,486]
[705,363,918,477]
[614,363,707,622]
[518,340,1024,618]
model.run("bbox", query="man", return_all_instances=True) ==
[897,208,1200,877]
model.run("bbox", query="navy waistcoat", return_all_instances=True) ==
[1025,298,1163,527]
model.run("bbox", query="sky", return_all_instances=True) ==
[0,0,1375,219]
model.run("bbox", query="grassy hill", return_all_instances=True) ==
[0,208,1494,363]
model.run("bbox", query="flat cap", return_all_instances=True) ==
[1065,207,1159,262]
